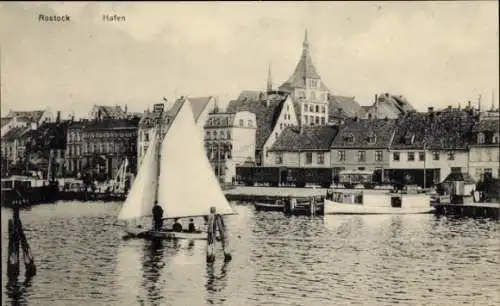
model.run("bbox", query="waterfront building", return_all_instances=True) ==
[389,108,475,187]
[267,125,339,168]
[204,110,257,182]
[66,117,139,180]
[330,118,398,181]
[468,118,500,181]
[137,96,216,169]
[1,126,31,169]
[358,93,415,119]
[226,91,298,166]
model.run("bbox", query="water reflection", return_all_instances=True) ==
[4,275,34,306]
[141,239,167,306]
[205,261,230,305]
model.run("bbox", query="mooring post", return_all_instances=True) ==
[19,218,36,277]
[7,203,21,278]
[215,214,232,262]
[206,207,217,263]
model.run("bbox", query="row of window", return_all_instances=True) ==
[303,115,326,125]
[474,168,500,179]
[205,130,232,140]
[344,135,377,144]
[68,131,135,142]
[207,117,254,128]
[66,142,131,156]
[471,150,500,162]
[274,152,325,165]
[393,151,455,161]
[303,103,327,114]
[477,132,500,144]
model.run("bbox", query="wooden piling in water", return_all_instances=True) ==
[6,203,37,279]
[7,219,20,278]
[206,206,232,263]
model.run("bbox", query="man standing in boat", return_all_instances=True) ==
[152,201,163,231]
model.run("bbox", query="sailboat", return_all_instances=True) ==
[117,99,236,240]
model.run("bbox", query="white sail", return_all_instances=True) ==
[157,99,235,219]
[118,130,159,221]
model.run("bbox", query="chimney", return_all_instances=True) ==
[375,94,378,103]
[448,105,452,110]
[428,107,434,113]
[56,111,61,122]
[124,105,128,114]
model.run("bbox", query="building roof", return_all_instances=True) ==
[331,118,398,149]
[6,110,45,123]
[1,117,12,129]
[1,126,30,142]
[391,109,476,150]
[226,92,288,149]
[69,118,140,131]
[269,125,339,152]
[329,95,362,118]
[472,119,499,133]
[92,105,127,119]
[237,90,264,102]
[442,172,476,184]
[279,31,329,92]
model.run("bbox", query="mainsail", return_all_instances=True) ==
[117,130,159,221]
[157,99,235,219]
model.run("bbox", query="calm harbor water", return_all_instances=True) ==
[1,201,499,306]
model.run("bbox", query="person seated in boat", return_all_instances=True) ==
[188,218,196,232]
[152,201,164,231]
[173,218,183,232]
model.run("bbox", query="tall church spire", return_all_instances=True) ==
[303,29,309,50]
[267,63,273,93]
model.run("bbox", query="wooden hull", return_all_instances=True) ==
[254,202,284,212]
[123,229,207,241]
[324,199,434,215]
[254,201,324,216]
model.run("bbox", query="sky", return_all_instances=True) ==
[1,1,498,118]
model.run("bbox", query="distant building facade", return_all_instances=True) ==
[330,118,397,181]
[66,118,139,179]
[204,110,257,182]
[267,125,338,168]
[226,92,298,166]
[468,118,500,181]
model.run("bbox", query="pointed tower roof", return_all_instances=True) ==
[267,63,273,92]
[280,29,328,91]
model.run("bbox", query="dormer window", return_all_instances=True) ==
[368,135,377,144]
[493,133,499,144]
[345,134,354,143]
[239,119,244,127]
[248,120,252,127]
[404,133,415,145]
[477,132,485,144]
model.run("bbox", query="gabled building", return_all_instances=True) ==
[389,108,476,187]
[358,93,416,119]
[469,118,500,181]
[204,110,257,183]
[226,91,298,166]
[267,125,339,168]
[330,118,398,181]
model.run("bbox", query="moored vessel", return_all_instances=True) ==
[323,188,434,215]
